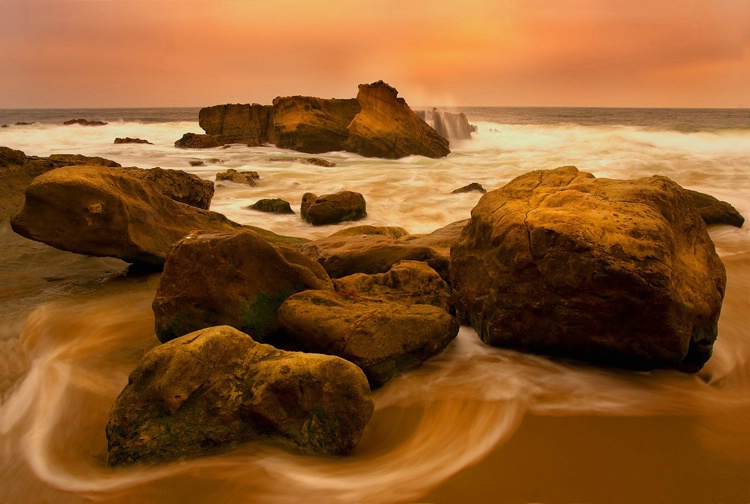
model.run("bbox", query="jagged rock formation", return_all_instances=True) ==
[177,81,450,159]
[450,166,727,373]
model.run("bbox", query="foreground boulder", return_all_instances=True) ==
[298,220,467,281]
[345,81,450,159]
[450,166,727,372]
[301,191,367,225]
[153,230,332,344]
[279,290,459,387]
[10,166,302,266]
[106,326,373,466]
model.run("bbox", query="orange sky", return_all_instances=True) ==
[0,0,748,108]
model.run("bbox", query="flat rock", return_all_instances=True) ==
[279,290,459,387]
[450,166,727,372]
[153,230,332,344]
[301,191,367,225]
[106,325,374,466]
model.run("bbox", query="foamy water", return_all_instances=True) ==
[1,110,749,503]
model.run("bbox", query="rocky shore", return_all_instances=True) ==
[2,142,745,467]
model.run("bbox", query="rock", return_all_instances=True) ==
[63,119,107,126]
[269,157,337,167]
[450,166,726,373]
[328,225,410,239]
[279,289,459,387]
[175,133,224,148]
[153,230,332,344]
[249,198,295,214]
[1,124,7,128]
[344,81,450,159]
[189,160,205,166]
[272,96,361,153]
[199,103,276,146]
[333,260,453,314]
[216,168,259,186]
[298,220,467,281]
[106,325,373,466]
[300,191,367,225]
[10,166,302,266]
[114,137,152,145]
[121,166,215,210]
[686,189,744,228]
[15,122,35,126]
[0,146,28,168]
[452,182,486,194]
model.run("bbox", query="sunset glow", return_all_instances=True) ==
[1,0,748,108]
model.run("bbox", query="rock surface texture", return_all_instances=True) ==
[153,230,332,344]
[199,104,276,146]
[686,189,745,228]
[450,166,727,372]
[106,326,374,466]
[273,97,361,153]
[300,191,367,225]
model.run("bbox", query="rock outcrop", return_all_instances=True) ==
[178,81,451,159]
[249,198,295,214]
[686,189,744,228]
[153,230,332,344]
[450,166,727,373]
[10,166,302,266]
[279,289,459,387]
[301,191,367,225]
[106,325,374,466]
[273,97,360,153]
[298,220,467,281]
[345,81,451,159]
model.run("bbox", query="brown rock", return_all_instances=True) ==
[300,191,367,225]
[10,166,301,266]
[114,137,152,145]
[63,119,107,126]
[121,166,215,210]
[452,182,486,194]
[249,198,295,214]
[269,157,337,167]
[272,96,361,153]
[344,81,450,159]
[174,133,224,148]
[279,290,459,387]
[106,325,373,466]
[216,168,259,186]
[686,189,744,228]
[450,166,727,373]
[153,230,332,344]
[199,103,275,146]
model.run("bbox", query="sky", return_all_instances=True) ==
[0,0,748,108]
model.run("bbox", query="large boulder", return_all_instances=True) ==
[10,166,302,266]
[106,326,374,466]
[344,81,450,159]
[686,189,744,228]
[199,103,276,146]
[272,96,360,153]
[450,166,727,373]
[279,290,459,387]
[298,220,467,281]
[153,230,332,344]
[300,191,367,225]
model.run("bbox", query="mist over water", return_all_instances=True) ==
[1,108,749,503]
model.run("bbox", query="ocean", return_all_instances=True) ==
[0,106,748,503]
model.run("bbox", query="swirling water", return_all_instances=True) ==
[0,107,748,503]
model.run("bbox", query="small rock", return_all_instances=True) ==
[216,168,259,186]
[301,191,367,225]
[189,160,205,167]
[63,119,107,126]
[114,137,152,145]
[249,198,295,214]
[452,182,486,194]
[15,122,35,126]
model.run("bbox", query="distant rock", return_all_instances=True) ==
[189,160,205,166]
[249,198,295,214]
[1,124,7,128]
[301,191,367,225]
[686,189,744,228]
[14,122,35,126]
[216,168,259,186]
[10,166,301,266]
[450,166,727,373]
[451,182,486,194]
[106,325,373,466]
[114,137,152,145]
[64,119,107,126]
[174,133,224,149]
[153,230,331,344]
[269,156,337,167]
[345,81,451,159]
[297,220,467,281]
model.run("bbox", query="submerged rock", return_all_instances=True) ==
[345,81,450,159]
[300,191,367,225]
[64,118,107,126]
[106,325,374,466]
[279,289,459,387]
[686,189,744,228]
[10,166,300,266]
[153,230,332,344]
[450,166,727,373]
[216,168,259,186]
[249,198,295,214]
[451,182,486,194]
[114,137,152,145]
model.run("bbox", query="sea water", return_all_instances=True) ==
[0,107,748,503]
